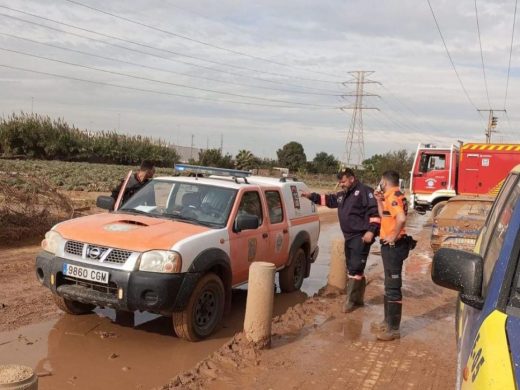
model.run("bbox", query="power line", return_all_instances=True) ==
[63,0,345,81]
[0,10,342,95]
[474,0,491,108]
[0,4,340,86]
[0,46,338,108]
[0,63,340,110]
[504,0,518,110]
[426,0,484,117]
[0,32,343,98]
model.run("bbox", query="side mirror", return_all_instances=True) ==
[431,248,484,309]
[234,214,259,232]
[96,195,115,210]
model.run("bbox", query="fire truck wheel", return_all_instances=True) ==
[173,273,225,341]
[431,201,448,219]
[279,248,306,293]
[52,295,95,315]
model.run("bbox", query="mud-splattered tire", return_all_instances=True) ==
[173,273,225,342]
[53,295,95,315]
[279,248,306,293]
[431,201,448,219]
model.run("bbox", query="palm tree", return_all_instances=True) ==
[235,149,256,170]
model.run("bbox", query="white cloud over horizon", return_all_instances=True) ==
[0,0,519,163]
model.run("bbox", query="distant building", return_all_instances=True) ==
[170,145,205,163]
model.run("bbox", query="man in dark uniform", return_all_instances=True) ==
[373,170,410,341]
[110,160,155,209]
[302,168,381,313]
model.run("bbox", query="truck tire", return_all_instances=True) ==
[173,273,225,341]
[431,201,448,219]
[52,295,95,315]
[279,248,306,293]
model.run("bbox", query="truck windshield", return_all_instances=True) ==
[119,180,237,228]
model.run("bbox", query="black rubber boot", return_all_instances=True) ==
[371,295,388,333]
[376,301,402,341]
[342,277,365,313]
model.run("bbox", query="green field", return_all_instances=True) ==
[0,159,174,192]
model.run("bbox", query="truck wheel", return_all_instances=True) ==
[173,273,225,341]
[431,201,447,219]
[53,295,95,315]
[279,248,306,293]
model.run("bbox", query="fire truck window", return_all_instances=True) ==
[419,154,446,173]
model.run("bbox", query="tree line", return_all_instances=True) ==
[0,113,414,180]
[0,113,180,167]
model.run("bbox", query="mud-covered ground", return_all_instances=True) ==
[0,210,457,389]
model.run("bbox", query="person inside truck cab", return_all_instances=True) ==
[110,160,155,209]
[237,192,263,225]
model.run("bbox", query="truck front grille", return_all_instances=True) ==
[63,241,133,265]
[65,240,84,256]
[105,249,132,264]
[61,275,118,296]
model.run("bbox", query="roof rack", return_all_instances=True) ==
[174,163,251,179]
[279,176,299,182]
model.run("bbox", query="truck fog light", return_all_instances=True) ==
[118,288,124,300]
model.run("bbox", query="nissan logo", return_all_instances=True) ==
[87,246,103,259]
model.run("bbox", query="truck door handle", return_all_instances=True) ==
[283,229,288,234]
[413,173,423,177]
[262,233,268,238]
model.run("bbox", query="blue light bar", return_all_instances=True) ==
[174,163,251,178]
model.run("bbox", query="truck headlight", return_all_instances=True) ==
[41,230,62,255]
[139,250,182,273]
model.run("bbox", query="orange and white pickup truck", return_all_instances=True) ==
[35,165,320,341]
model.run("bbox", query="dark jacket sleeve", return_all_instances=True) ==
[110,178,125,201]
[307,192,338,209]
[365,186,381,236]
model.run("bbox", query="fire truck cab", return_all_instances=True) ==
[410,143,458,213]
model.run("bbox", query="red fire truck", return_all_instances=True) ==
[410,142,520,214]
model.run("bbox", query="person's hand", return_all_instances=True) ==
[300,192,311,199]
[374,191,384,202]
[362,231,374,244]
[382,234,398,246]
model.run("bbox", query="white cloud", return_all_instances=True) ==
[0,0,519,164]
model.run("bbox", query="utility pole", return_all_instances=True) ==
[341,71,380,168]
[477,109,506,143]
[190,134,195,160]
[220,133,223,152]
[31,97,34,114]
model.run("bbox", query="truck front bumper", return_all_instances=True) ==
[35,251,200,314]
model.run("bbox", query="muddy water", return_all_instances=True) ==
[0,213,339,389]
[0,289,308,389]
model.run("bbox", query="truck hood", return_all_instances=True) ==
[54,212,211,252]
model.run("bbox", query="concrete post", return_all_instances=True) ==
[243,261,276,349]
[328,238,347,290]
[0,364,38,389]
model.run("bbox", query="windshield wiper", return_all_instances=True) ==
[118,208,153,216]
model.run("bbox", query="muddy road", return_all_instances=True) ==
[0,212,339,389]
[0,211,457,389]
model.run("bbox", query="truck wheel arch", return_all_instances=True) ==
[288,231,311,269]
[186,248,232,313]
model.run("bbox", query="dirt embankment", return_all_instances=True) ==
[160,214,457,390]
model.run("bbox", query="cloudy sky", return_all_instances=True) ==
[1,0,519,163]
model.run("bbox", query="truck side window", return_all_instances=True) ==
[238,191,263,225]
[481,176,520,295]
[265,191,284,224]
[419,154,446,173]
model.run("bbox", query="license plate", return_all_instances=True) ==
[62,263,109,284]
